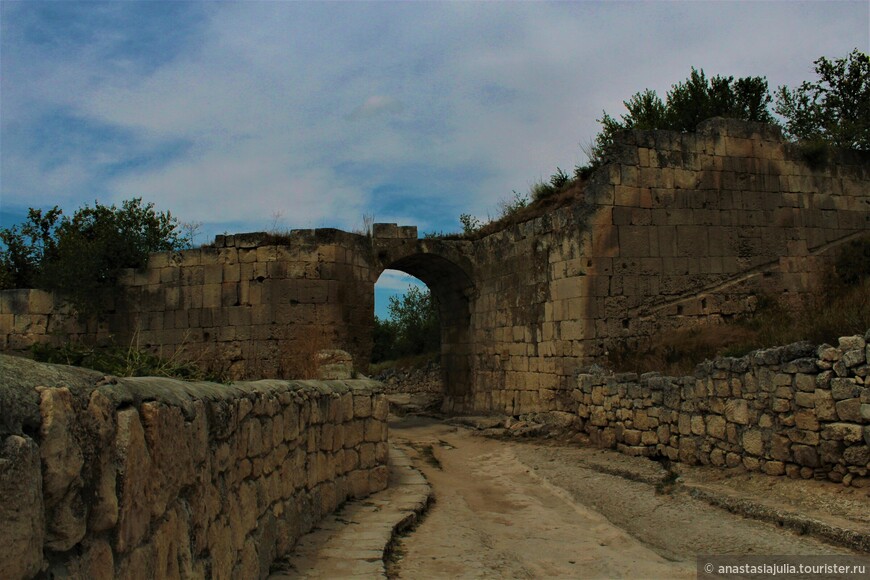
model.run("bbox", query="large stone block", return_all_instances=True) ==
[0,435,44,579]
[39,387,86,551]
[115,408,153,554]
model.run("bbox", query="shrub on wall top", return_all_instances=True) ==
[0,198,189,317]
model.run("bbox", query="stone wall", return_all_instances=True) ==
[0,229,378,381]
[1,119,868,416]
[0,354,389,580]
[573,333,870,485]
[459,119,869,414]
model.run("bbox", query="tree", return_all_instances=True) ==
[371,285,440,363]
[775,49,869,150]
[0,198,189,316]
[589,68,774,165]
[0,207,62,289]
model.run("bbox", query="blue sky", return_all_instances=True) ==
[1,1,867,318]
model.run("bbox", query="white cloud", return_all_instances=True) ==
[376,270,426,291]
[1,1,867,235]
[348,96,404,120]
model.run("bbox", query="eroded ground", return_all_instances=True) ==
[388,415,867,579]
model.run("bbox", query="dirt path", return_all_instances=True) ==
[388,416,861,579]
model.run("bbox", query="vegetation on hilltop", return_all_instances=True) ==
[0,198,190,317]
[453,49,868,239]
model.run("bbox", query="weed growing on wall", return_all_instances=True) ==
[31,335,219,381]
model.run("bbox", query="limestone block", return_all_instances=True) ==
[0,435,44,579]
[657,424,670,444]
[763,460,786,476]
[838,335,866,351]
[116,542,160,579]
[340,393,354,422]
[316,350,353,380]
[793,409,820,431]
[794,391,815,408]
[786,429,819,446]
[364,419,385,443]
[65,538,114,580]
[706,415,726,440]
[742,429,764,456]
[39,387,87,550]
[152,505,194,579]
[140,402,197,518]
[792,444,819,467]
[115,408,153,553]
[344,420,364,448]
[815,389,838,421]
[822,422,864,444]
[843,445,870,466]
[369,465,389,492]
[836,398,863,422]
[842,348,866,368]
[283,405,300,443]
[353,394,372,418]
[622,429,642,446]
[831,378,860,400]
[690,415,706,436]
[372,396,390,421]
[724,399,749,425]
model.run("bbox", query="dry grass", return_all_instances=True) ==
[609,278,870,375]
[278,330,332,380]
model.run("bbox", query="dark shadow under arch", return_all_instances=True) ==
[379,252,475,408]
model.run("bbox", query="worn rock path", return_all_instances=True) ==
[388,416,866,579]
[275,414,868,579]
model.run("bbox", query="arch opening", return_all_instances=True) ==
[375,252,474,410]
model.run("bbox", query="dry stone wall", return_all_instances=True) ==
[0,354,389,580]
[573,332,870,485]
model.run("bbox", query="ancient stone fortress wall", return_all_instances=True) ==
[573,333,870,484]
[0,229,379,381]
[1,119,868,416]
[462,119,869,415]
[0,354,389,580]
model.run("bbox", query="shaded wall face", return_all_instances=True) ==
[0,355,389,579]
[378,248,476,413]
[114,232,377,380]
[463,120,869,415]
[0,231,378,381]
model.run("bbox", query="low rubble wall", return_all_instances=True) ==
[574,332,870,485]
[0,354,389,579]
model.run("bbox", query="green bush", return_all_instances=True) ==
[372,285,440,363]
[589,68,773,166]
[775,49,869,151]
[1,198,189,316]
[459,213,482,236]
[497,191,530,217]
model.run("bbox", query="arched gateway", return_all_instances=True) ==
[3,120,868,416]
[371,224,477,412]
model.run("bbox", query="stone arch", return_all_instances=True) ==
[376,248,475,410]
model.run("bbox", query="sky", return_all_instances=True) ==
[1,1,868,318]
